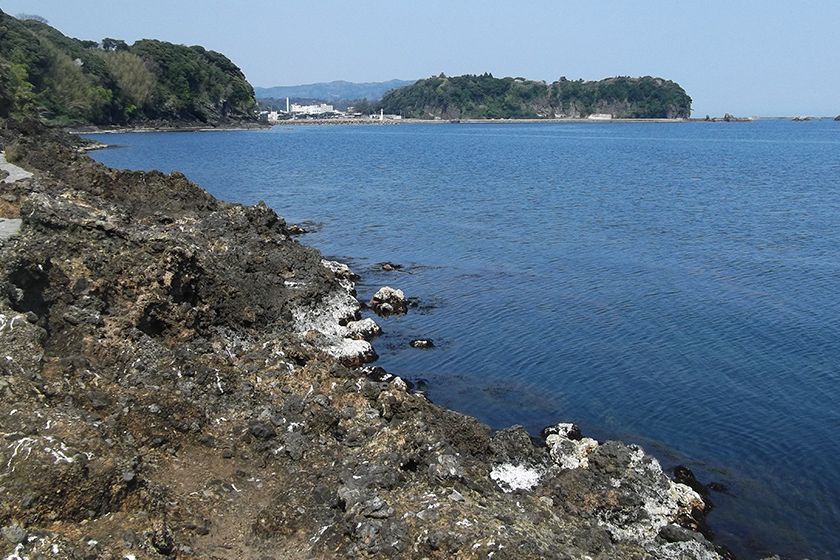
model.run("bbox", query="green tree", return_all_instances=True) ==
[102,38,128,52]
[103,50,155,107]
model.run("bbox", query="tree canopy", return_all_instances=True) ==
[0,10,256,126]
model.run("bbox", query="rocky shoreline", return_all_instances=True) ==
[0,119,748,559]
[65,121,270,135]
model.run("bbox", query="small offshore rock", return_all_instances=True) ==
[707,481,729,493]
[409,338,434,349]
[368,286,408,316]
[379,261,403,271]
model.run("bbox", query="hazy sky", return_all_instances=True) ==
[2,0,838,116]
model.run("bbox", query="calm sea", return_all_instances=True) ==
[87,120,840,559]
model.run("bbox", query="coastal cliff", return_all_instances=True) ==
[0,120,735,559]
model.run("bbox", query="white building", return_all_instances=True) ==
[291,103,335,115]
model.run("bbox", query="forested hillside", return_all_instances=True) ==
[378,74,692,119]
[0,10,256,125]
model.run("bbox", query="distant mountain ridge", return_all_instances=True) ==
[254,79,415,101]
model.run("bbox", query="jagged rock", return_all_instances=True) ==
[544,423,707,545]
[368,286,408,316]
[291,260,377,366]
[544,422,598,469]
[542,422,583,441]
[249,422,275,440]
[409,338,433,349]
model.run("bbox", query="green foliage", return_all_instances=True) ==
[380,74,692,119]
[15,13,47,24]
[0,62,14,117]
[130,40,255,122]
[0,9,256,125]
[102,38,128,52]
[351,98,374,115]
[102,51,155,107]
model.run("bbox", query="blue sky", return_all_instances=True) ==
[2,0,838,116]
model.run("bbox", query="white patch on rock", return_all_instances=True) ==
[490,463,542,492]
[321,259,356,292]
[346,317,382,340]
[545,430,599,470]
[0,152,34,184]
[547,423,579,438]
[371,286,404,301]
[4,543,24,560]
[669,479,705,514]
[291,261,380,366]
[292,289,359,340]
[0,218,22,241]
[656,540,721,560]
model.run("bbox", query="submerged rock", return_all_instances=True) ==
[378,261,403,271]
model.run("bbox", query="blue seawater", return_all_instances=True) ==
[87,120,840,559]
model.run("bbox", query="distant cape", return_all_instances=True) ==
[378,74,692,120]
